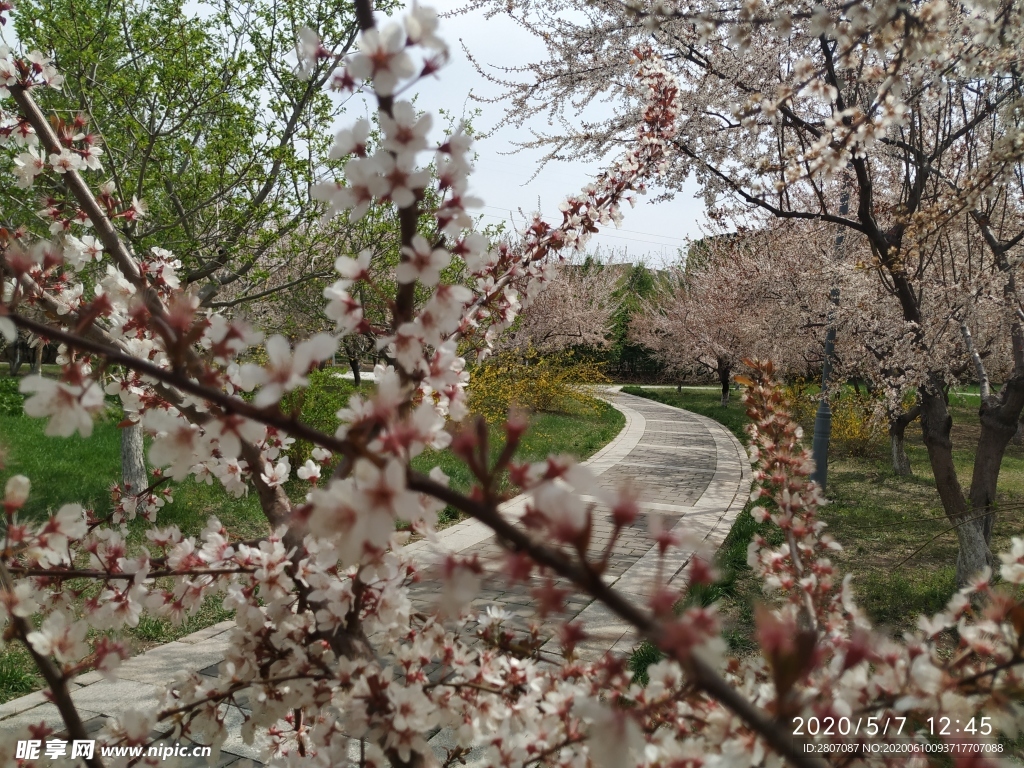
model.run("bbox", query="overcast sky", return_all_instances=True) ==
[393,0,707,265]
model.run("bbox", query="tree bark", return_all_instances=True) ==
[963,272,1024,556]
[969,374,1024,545]
[888,405,919,477]
[349,357,361,386]
[718,358,731,406]
[960,321,991,398]
[918,381,989,586]
[889,427,911,477]
[121,422,148,493]
[7,342,21,376]
[30,342,43,374]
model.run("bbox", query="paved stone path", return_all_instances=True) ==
[403,391,750,661]
[0,391,749,765]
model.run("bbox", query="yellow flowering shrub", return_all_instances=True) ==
[830,392,885,456]
[782,378,816,426]
[467,349,608,424]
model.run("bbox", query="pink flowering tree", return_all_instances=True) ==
[498,254,621,356]
[1,3,1024,767]
[630,225,835,404]
[475,0,1024,585]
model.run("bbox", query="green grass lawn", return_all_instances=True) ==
[823,399,1024,629]
[415,402,625,526]
[0,414,272,540]
[0,376,624,702]
[621,385,1024,687]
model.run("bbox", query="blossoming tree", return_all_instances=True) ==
[499,254,621,355]
[4,0,403,491]
[1,2,1024,767]
[630,224,836,404]
[475,0,1024,586]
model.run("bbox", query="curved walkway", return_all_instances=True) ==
[403,389,750,660]
[0,391,751,763]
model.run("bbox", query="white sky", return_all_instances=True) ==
[395,1,708,265]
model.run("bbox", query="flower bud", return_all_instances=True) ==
[5,474,31,509]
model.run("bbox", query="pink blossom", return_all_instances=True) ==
[4,474,30,509]
[329,118,371,160]
[12,148,44,187]
[297,460,321,483]
[404,5,446,53]
[241,333,338,407]
[20,376,104,437]
[999,537,1024,583]
[295,26,329,80]
[48,148,84,173]
[260,459,290,487]
[312,156,386,220]
[379,101,432,154]
[375,151,430,208]
[347,23,415,96]
[26,610,89,663]
[397,235,450,286]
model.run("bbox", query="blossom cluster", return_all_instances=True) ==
[0,2,1023,767]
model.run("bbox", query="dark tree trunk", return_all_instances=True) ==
[7,344,22,376]
[30,343,43,374]
[349,358,361,386]
[918,381,989,587]
[969,374,1024,545]
[1013,418,1024,446]
[718,359,731,406]
[888,405,920,477]
[121,422,148,494]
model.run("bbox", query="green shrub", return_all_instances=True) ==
[781,378,816,426]
[628,640,663,686]
[0,648,41,702]
[0,378,24,416]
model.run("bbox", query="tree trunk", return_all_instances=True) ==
[954,515,992,589]
[349,357,361,386]
[888,405,920,477]
[7,344,21,376]
[918,382,988,587]
[718,359,730,406]
[960,321,991,398]
[1013,418,1024,446]
[121,422,148,493]
[890,430,912,477]
[968,374,1024,546]
[30,342,43,374]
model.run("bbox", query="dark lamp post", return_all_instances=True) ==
[810,189,850,490]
